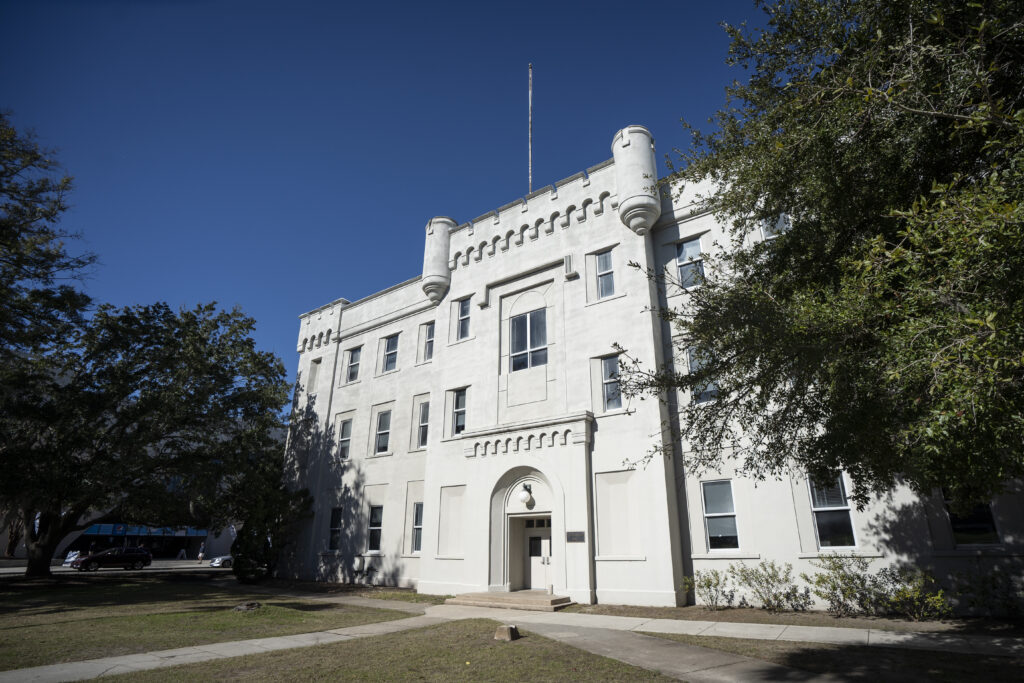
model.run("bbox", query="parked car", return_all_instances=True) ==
[209,555,233,568]
[70,547,152,571]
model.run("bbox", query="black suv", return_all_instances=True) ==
[70,547,153,571]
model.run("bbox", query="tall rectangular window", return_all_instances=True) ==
[452,388,467,435]
[337,419,352,459]
[602,356,622,410]
[346,347,361,382]
[702,481,739,550]
[307,358,322,394]
[596,249,615,298]
[510,308,547,371]
[944,493,1000,546]
[423,322,435,361]
[688,347,719,404]
[676,238,704,289]
[411,502,423,553]
[375,410,391,453]
[367,505,383,552]
[457,298,471,340]
[328,507,343,551]
[383,334,399,372]
[417,401,429,448]
[809,476,856,548]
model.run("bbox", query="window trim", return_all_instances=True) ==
[701,480,739,552]
[456,298,471,340]
[509,307,548,372]
[808,475,857,549]
[367,505,383,553]
[345,347,361,383]
[337,418,352,459]
[676,237,704,289]
[601,355,622,411]
[423,322,435,361]
[943,494,1002,547]
[417,401,429,448]
[374,410,391,454]
[596,248,615,299]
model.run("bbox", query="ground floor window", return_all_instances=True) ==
[328,508,343,551]
[944,493,1000,546]
[809,475,856,548]
[701,480,739,550]
[368,505,383,552]
[411,502,423,553]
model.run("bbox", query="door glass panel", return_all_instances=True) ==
[529,536,542,557]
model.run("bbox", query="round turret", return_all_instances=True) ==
[612,125,661,235]
[421,216,455,302]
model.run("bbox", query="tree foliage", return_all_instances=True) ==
[624,0,1024,506]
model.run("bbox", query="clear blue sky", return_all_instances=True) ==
[1,0,758,376]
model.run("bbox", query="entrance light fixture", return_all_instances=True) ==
[518,483,533,505]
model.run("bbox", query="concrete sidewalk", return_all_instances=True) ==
[2,595,1020,682]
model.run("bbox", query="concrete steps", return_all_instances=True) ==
[445,590,574,612]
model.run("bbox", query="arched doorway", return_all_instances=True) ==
[488,466,557,592]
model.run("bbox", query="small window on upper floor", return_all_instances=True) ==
[676,237,704,289]
[451,387,467,435]
[374,410,391,454]
[457,298,471,340]
[345,347,361,383]
[307,358,322,395]
[761,214,790,241]
[687,347,718,404]
[601,356,622,410]
[510,308,547,372]
[337,418,352,459]
[417,401,429,448]
[423,322,435,361]
[596,249,615,299]
[383,334,399,372]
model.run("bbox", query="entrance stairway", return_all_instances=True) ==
[445,590,573,612]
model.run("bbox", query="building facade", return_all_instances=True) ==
[284,125,1023,607]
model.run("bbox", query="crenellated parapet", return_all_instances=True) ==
[458,412,594,459]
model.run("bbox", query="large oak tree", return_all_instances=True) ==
[622,0,1024,507]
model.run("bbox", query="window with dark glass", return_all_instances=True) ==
[602,356,622,410]
[411,502,423,553]
[367,505,383,552]
[337,419,352,459]
[424,322,435,361]
[809,476,856,547]
[596,249,615,298]
[943,492,1000,545]
[346,347,361,382]
[375,410,391,453]
[328,507,343,550]
[702,481,739,550]
[457,299,471,340]
[417,401,429,448]
[452,388,466,435]
[383,335,399,372]
[510,308,547,372]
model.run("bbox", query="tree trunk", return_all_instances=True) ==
[24,539,56,578]
[4,519,23,557]
[22,509,71,579]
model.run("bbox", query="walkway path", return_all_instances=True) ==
[2,594,1020,682]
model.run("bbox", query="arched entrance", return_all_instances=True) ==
[488,466,557,592]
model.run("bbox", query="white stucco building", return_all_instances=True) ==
[283,125,1023,607]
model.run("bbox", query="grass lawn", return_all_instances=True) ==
[0,573,405,671]
[260,579,450,605]
[566,602,1024,635]
[643,631,1023,683]
[99,619,675,682]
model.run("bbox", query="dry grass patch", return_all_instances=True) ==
[644,632,1023,683]
[566,602,1024,635]
[260,579,450,605]
[99,619,675,682]
[0,574,405,671]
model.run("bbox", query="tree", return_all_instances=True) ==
[622,0,1024,507]
[2,302,296,577]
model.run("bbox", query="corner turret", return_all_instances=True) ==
[612,125,661,235]
[421,216,455,302]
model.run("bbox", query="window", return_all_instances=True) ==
[337,419,352,459]
[602,356,622,410]
[452,388,467,435]
[510,308,547,371]
[761,214,790,241]
[423,322,435,361]
[596,249,615,298]
[328,507,343,551]
[702,481,739,550]
[676,237,704,289]
[457,298,471,340]
[944,494,1000,546]
[367,505,383,552]
[809,476,856,548]
[383,334,399,372]
[307,358,322,394]
[417,401,429,448]
[375,410,391,453]
[687,347,719,404]
[346,347,361,382]
[411,502,423,553]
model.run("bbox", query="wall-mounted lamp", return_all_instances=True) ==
[518,483,533,505]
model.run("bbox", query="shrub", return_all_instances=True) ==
[682,569,735,611]
[729,560,812,612]
[800,554,873,617]
[873,567,952,621]
[953,567,1024,618]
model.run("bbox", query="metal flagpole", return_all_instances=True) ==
[528,63,533,194]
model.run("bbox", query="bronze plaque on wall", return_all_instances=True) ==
[566,531,585,543]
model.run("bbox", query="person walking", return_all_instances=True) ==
[197,541,206,564]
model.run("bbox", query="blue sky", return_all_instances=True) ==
[1,0,758,376]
